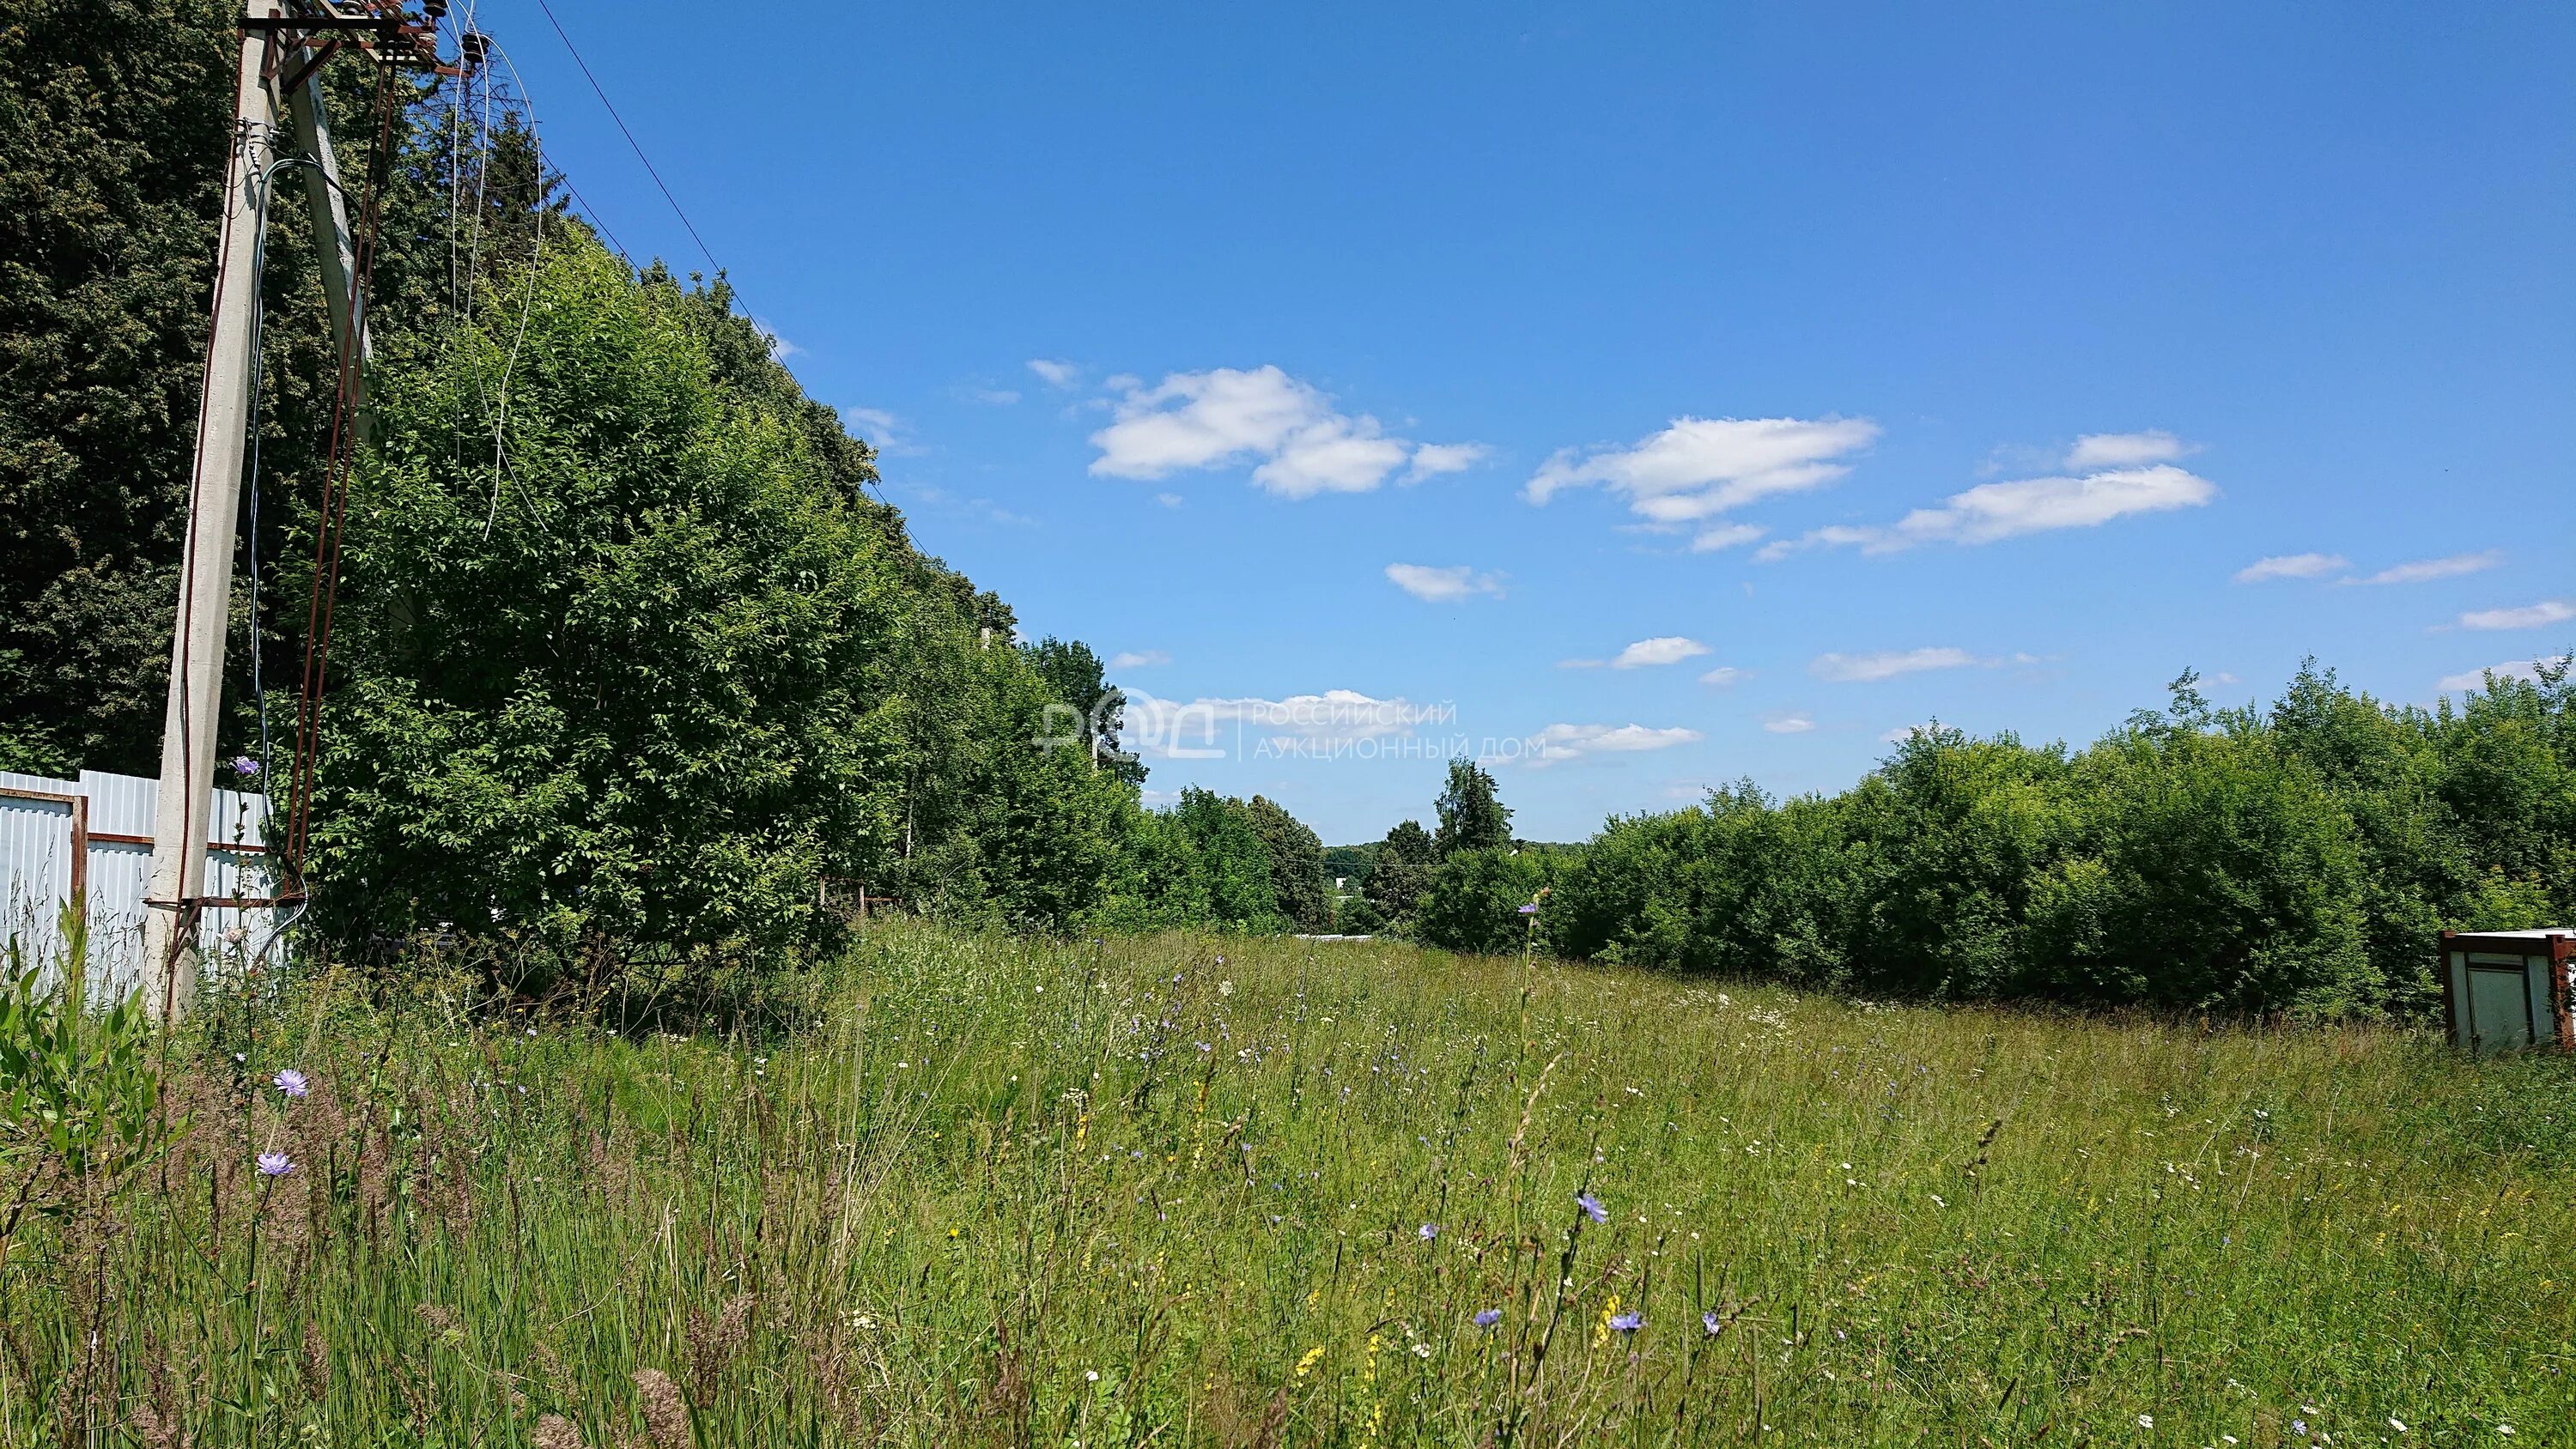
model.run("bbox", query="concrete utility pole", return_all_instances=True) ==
[142,19,283,1022]
[286,58,372,432]
[142,4,411,1020]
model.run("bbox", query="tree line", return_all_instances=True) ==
[1372,666,2575,1017]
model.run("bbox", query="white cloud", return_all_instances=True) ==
[1613,636,1710,670]
[2064,429,2189,469]
[1122,688,1436,758]
[2439,656,2572,693]
[963,385,1022,406]
[1524,416,1880,533]
[1510,722,1704,768]
[1880,723,1935,743]
[2234,552,2348,584]
[2355,550,2506,585]
[1404,442,1492,481]
[1698,666,1746,688]
[2458,600,2573,632]
[1811,647,1979,682]
[1764,713,1817,734]
[1108,650,1170,670]
[1028,358,1079,387]
[1385,563,1506,603]
[1086,366,1479,500]
[1690,523,1767,554]
[1153,492,1183,508]
[844,405,926,456]
[1761,463,2215,559]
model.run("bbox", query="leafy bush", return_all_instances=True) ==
[0,908,167,1249]
[1412,846,1555,955]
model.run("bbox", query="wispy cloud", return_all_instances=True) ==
[962,385,1021,406]
[2457,600,2573,632]
[1759,460,2215,561]
[1028,358,1079,387]
[1525,416,1880,533]
[1108,650,1170,670]
[1689,523,1766,554]
[1614,636,1710,670]
[1123,688,1434,758]
[2234,552,2348,584]
[907,483,1033,527]
[1087,366,1481,499]
[1560,636,1711,670]
[1763,712,1817,734]
[1880,722,1937,743]
[2063,430,2190,470]
[1698,665,1746,688]
[1385,563,1506,603]
[2438,655,2572,693]
[1405,442,1492,482]
[1153,492,1183,508]
[844,405,926,457]
[1509,722,1704,768]
[1810,647,1980,682]
[2354,550,2505,585]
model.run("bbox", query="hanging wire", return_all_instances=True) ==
[480,39,548,539]
[528,0,725,281]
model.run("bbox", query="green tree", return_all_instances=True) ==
[0,0,237,774]
[1245,795,1329,932]
[1412,846,1555,955]
[1024,635,1146,785]
[1432,759,1512,858]
[1363,819,1436,926]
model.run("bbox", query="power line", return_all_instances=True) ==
[527,0,724,279]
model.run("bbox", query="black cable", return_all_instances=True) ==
[528,0,724,278]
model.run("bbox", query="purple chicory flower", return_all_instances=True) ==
[1418,1222,1438,1242]
[1576,1191,1607,1225]
[231,755,260,777]
[256,1152,294,1176]
[1516,903,1538,915]
[1702,1309,1725,1336]
[1473,1308,1502,1329]
[1607,1311,1643,1333]
[273,1069,309,1099]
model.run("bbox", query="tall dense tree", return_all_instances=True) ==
[1432,759,1512,859]
[1246,794,1329,932]
[1363,819,1436,925]
[0,0,238,774]
[1023,636,1146,785]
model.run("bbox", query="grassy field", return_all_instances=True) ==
[7,922,2574,1446]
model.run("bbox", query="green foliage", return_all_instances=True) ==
[1091,788,1297,934]
[1024,635,1147,785]
[0,907,168,1249]
[1245,794,1329,932]
[1409,846,1555,955]
[1331,892,1386,935]
[1431,758,1511,858]
[1361,819,1436,929]
[308,242,1139,969]
[0,0,237,774]
[1542,664,2576,1017]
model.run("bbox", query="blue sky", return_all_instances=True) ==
[495,2,2574,843]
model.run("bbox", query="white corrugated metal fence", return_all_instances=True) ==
[0,768,279,1000]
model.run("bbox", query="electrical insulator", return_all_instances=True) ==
[423,0,446,18]
[459,30,488,67]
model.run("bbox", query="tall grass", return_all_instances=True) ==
[5,922,2571,1445]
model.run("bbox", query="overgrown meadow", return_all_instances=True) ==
[8,923,2573,1446]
